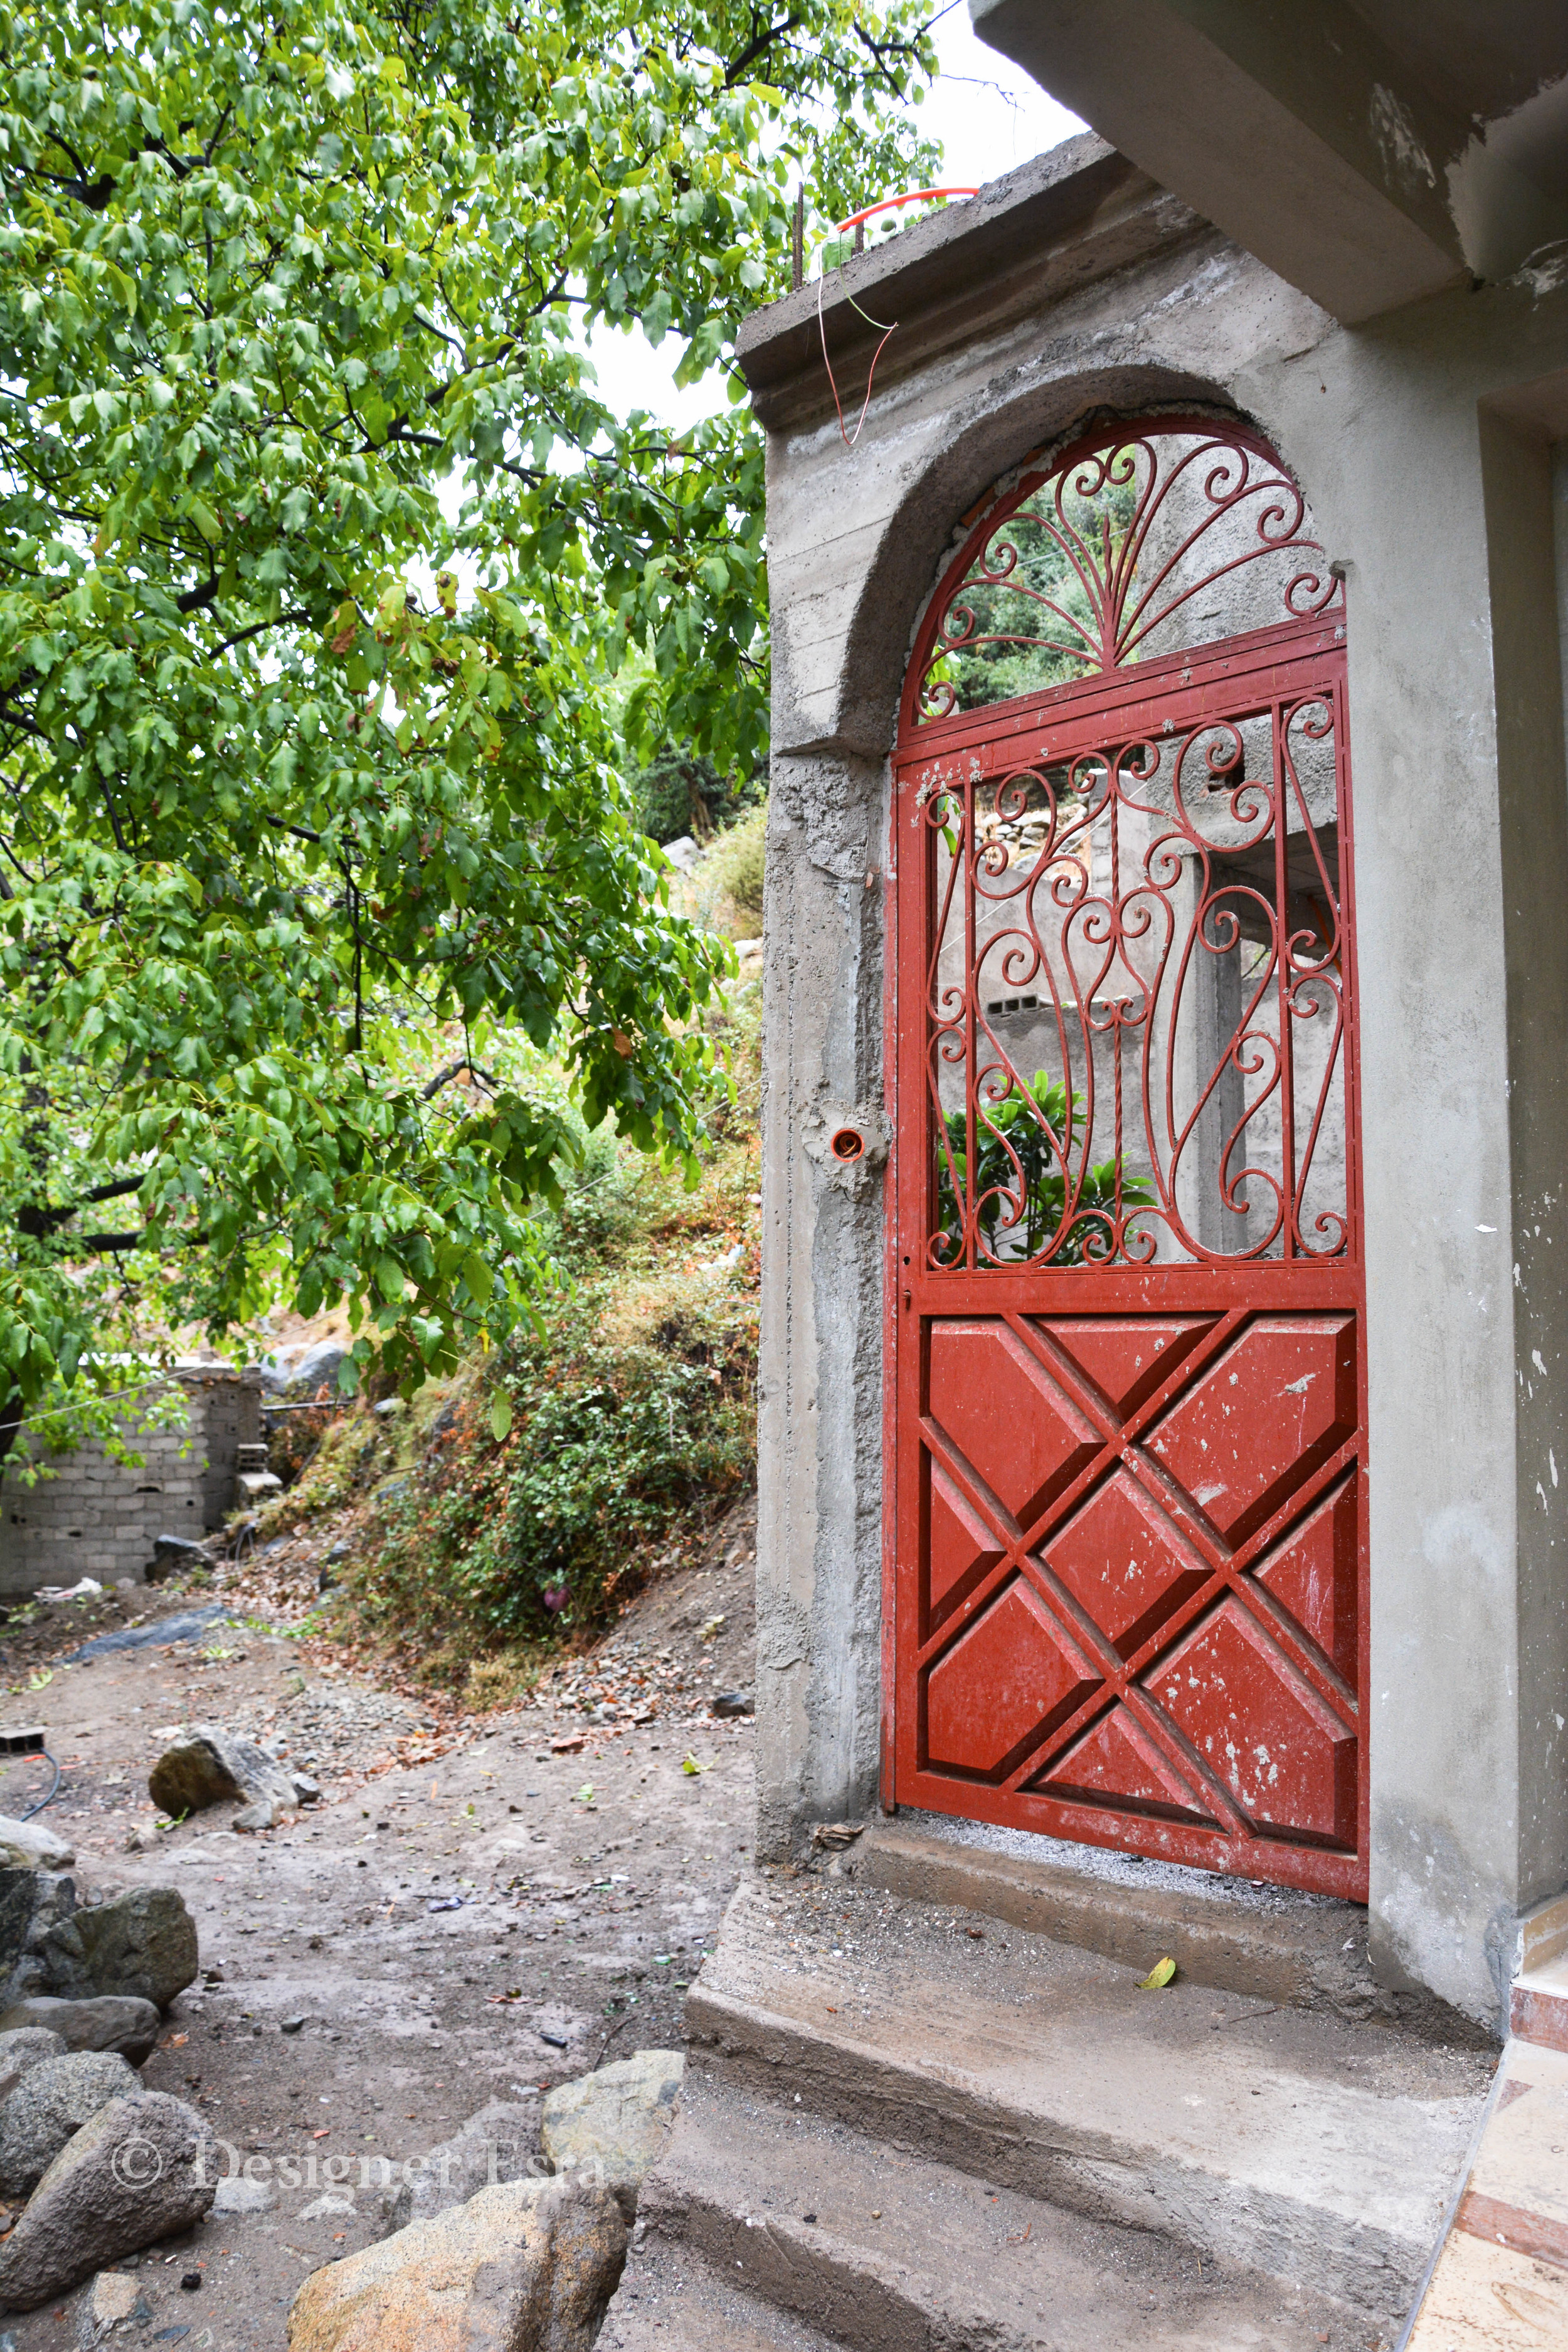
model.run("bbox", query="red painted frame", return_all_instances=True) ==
[881,445,1367,1902]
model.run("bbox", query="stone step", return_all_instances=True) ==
[627,2072,1375,2351]
[686,1876,1495,2325]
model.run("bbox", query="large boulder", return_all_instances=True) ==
[0,2090,216,2308]
[541,2052,683,2219]
[0,1870,77,2003]
[0,2048,138,2196]
[381,2099,539,2233]
[149,1724,309,1833]
[0,2026,65,2100]
[287,2176,626,2352]
[0,1816,73,1871]
[0,1995,161,2063]
[31,1887,198,2011]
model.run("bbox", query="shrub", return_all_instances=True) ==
[702,802,766,917]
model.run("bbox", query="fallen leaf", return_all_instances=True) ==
[1137,1956,1177,1990]
[681,1755,711,1776]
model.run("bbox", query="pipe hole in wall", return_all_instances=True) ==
[830,1127,866,1163]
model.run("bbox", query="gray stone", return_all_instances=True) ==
[289,2174,626,2352]
[0,2026,66,2105]
[0,2090,216,2308]
[542,2052,684,2219]
[0,2050,139,2196]
[32,1887,198,2011]
[212,2171,273,2215]
[381,2099,539,2232]
[0,1996,162,2063]
[287,1341,347,1396]
[0,1870,77,2001]
[0,1816,73,1872]
[147,1724,305,1832]
[81,2267,147,2327]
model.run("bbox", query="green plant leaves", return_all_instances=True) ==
[0,0,936,1407]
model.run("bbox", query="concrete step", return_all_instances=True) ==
[629,2072,1377,2351]
[686,1875,1495,2326]
[598,2224,845,2351]
[858,1814,1373,2014]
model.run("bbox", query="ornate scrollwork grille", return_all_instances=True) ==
[906,416,1338,729]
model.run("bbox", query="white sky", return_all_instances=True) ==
[583,6,1084,430]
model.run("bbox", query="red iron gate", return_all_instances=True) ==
[885,418,1367,1897]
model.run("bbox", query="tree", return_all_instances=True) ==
[0,0,937,1431]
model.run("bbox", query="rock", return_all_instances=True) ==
[0,1996,162,2063]
[0,1869,77,2001]
[288,2175,625,2352]
[147,1724,305,1833]
[299,2190,356,2222]
[381,2099,539,2232]
[541,2052,683,2220]
[288,1341,347,1396]
[0,2026,66,2105]
[0,1816,74,1871]
[708,1691,754,1719]
[0,2049,139,2196]
[83,2268,147,2326]
[147,1536,214,1584]
[213,2172,273,2215]
[32,1887,198,2011]
[0,2090,216,2309]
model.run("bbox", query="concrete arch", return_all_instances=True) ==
[796,363,1255,765]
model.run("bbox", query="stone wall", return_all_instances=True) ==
[0,1369,263,1597]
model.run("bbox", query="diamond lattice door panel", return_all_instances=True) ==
[888,419,1366,1900]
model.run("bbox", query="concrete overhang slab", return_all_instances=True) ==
[968,0,1486,322]
[735,135,1207,432]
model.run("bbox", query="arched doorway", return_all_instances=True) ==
[886,415,1366,1898]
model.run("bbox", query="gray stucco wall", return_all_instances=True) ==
[741,139,1568,2025]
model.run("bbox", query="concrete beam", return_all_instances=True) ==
[968,0,1560,321]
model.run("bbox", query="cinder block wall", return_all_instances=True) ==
[0,1368,263,1597]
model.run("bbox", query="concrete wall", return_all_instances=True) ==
[0,1369,263,1596]
[739,140,1568,2025]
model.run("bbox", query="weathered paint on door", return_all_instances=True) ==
[886,419,1367,1898]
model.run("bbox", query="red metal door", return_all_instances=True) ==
[886,420,1367,1898]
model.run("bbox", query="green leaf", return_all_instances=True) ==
[1137,1956,1177,1990]
[489,1391,514,1441]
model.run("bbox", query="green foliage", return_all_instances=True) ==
[0,0,937,1414]
[934,462,1141,712]
[702,801,767,916]
[629,750,764,845]
[936,1072,1154,1264]
[350,1268,756,1660]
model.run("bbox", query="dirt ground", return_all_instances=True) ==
[0,1503,759,2349]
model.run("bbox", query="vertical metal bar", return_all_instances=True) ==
[1273,698,1296,1257]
